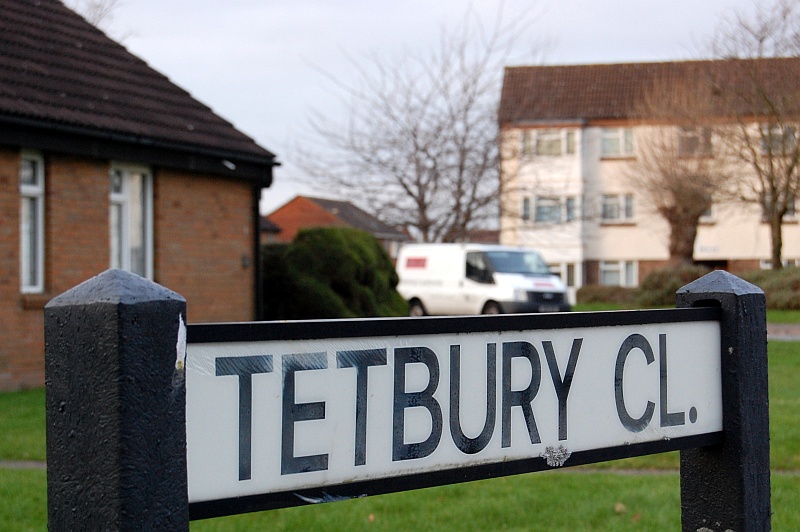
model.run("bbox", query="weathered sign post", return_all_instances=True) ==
[44,269,770,530]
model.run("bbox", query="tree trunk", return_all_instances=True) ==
[770,213,784,269]
[668,216,699,266]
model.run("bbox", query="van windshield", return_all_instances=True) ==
[485,251,551,275]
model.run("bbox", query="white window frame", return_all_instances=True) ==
[110,164,153,279]
[549,262,577,288]
[600,260,637,287]
[699,204,715,224]
[20,151,45,294]
[679,127,713,156]
[521,197,531,221]
[601,193,634,222]
[601,128,635,157]
[532,195,579,224]
[760,193,797,222]
[534,196,562,223]
[520,129,577,158]
[760,124,797,155]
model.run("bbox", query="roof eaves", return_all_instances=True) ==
[0,113,278,185]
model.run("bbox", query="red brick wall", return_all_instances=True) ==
[154,169,255,323]
[0,148,257,390]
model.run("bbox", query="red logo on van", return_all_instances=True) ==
[406,257,427,269]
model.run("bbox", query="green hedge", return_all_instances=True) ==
[576,284,638,305]
[739,267,800,310]
[636,264,711,307]
[578,265,800,310]
[261,227,408,320]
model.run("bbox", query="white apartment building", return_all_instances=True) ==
[498,60,800,304]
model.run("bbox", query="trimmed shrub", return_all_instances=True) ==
[739,267,800,310]
[261,227,408,320]
[636,264,711,307]
[576,285,638,305]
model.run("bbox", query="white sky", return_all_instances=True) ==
[104,0,756,213]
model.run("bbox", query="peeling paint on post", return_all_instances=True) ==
[45,269,189,530]
[677,270,771,531]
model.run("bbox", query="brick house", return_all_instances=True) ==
[0,0,278,389]
[264,196,408,259]
[498,59,800,304]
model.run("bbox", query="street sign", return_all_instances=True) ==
[186,308,721,519]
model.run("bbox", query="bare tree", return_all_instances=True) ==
[709,0,800,269]
[66,0,129,40]
[300,8,538,242]
[626,77,730,265]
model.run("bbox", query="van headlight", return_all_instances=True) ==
[513,288,529,302]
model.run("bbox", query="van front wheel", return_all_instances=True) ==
[482,302,502,315]
[409,300,426,317]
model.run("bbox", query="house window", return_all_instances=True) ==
[533,196,578,224]
[20,151,45,293]
[601,194,634,222]
[601,128,634,157]
[521,129,577,158]
[679,127,712,156]
[110,165,153,278]
[600,260,637,287]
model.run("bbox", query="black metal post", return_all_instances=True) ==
[45,269,189,530]
[676,270,770,531]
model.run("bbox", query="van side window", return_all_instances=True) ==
[466,252,493,283]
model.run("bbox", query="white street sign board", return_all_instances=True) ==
[186,310,721,513]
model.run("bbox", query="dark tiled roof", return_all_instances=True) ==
[306,197,408,240]
[499,58,800,126]
[0,0,275,164]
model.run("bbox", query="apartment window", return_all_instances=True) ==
[699,204,715,223]
[600,260,637,287]
[521,197,531,221]
[535,196,562,223]
[20,152,45,293]
[521,131,534,158]
[601,194,634,222]
[550,262,577,288]
[110,165,153,278]
[679,127,712,156]
[601,128,634,157]
[533,196,578,224]
[565,197,576,222]
[761,125,797,155]
[760,192,797,221]
[521,129,577,158]
[761,258,800,269]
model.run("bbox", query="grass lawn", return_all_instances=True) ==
[574,302,800,324]
[1,340,797,529]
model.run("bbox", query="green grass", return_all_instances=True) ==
[1,340,798,529]
[574,302,800,324]
[767,309,800,324]
[0,388,45,461]
[3,469,798,530]
[0,469,47,531]
[767,341,800,471]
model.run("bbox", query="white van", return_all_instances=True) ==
[396,243,570,316]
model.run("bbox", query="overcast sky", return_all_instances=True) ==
[103,0,756,213]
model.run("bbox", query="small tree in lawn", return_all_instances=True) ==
[709,0,800,269]
[627,77,730,265]
[300,8,538,242]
